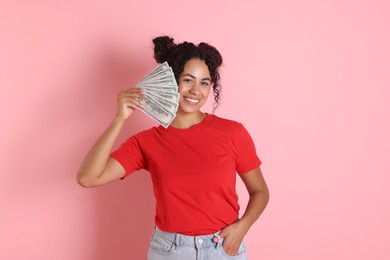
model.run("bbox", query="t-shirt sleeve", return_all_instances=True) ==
[235,124,262,174]
[110,134,146,179]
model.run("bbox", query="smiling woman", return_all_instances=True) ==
[76,35,269,260]
[174,59,212,126]
[154,37,223,112]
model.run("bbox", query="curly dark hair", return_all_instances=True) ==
[152,36,223,111]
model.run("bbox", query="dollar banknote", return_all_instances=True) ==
[135,62,179,128]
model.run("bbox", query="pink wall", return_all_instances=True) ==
[1,1,389,259]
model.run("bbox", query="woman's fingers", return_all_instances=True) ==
[116,88,147,119]
[120,88,146,98]
[119,88,146,105]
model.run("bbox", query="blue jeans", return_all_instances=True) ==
[147,226,248,260]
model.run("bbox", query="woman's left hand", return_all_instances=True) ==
[213,220,249,256]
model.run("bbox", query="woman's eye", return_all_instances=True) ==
[201,82,210,86]
[183,79,192,83]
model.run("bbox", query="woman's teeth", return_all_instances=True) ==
[184,97,200,104]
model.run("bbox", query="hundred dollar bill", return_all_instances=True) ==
[144,93,178,114]
[138,62,170,83]
[140,96,176,128]
[141,67,175,83]
[140,84,178,92]
[143,88,179,103]
[141,108,175,128]
[142,77,176,85]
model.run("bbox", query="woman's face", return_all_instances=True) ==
[177,58,212,115]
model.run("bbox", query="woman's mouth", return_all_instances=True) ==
[184,97,200,104]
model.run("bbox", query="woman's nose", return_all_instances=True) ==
[189,82,201,94]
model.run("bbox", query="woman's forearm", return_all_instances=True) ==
[239,188,269,232]
[76,116,126,187]
[237,167,270,233]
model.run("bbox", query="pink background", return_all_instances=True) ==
[1,1,389,259]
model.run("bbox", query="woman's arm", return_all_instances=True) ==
[76,88,145,188]
[215,167,269,255]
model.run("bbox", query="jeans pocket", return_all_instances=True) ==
[149,232,175,255]
[220,241,247,259]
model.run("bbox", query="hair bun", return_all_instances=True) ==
[198,42,223,67]
[153,36,176,64]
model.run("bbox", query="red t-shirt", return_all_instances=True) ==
[110,114,261,235]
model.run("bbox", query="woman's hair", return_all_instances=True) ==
[152,36,223,111]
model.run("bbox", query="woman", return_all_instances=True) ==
[77,36,269,259]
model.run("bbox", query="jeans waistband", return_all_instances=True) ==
[154,226,221,249]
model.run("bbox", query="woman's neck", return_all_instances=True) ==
[170,111,207,129]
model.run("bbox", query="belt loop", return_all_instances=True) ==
[151,225,157,238]
[174,233,180,247]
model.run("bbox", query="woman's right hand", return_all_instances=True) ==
[116,88,146,120]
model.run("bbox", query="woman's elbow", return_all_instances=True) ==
[76,173,96,188]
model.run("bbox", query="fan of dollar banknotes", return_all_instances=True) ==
[136,62,180,128]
